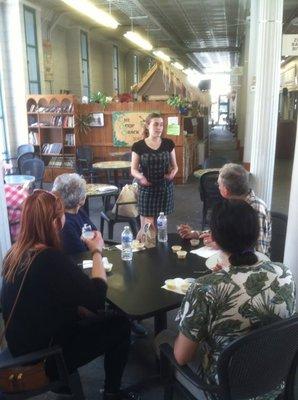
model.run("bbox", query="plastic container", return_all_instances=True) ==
[121,226,133,261]
[157,212,168,242]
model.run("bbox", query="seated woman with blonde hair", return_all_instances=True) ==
[1,190,137,400]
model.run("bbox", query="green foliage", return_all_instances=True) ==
[90,91,112,108]
[75,113,92,136]
[243,272,268,297]
[167,95,189,109]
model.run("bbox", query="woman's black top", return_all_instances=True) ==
[131,138,175,185]
[131,138,175,216]
[1,248,107,356]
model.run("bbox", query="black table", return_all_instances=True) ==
[73,233,209,335]
[84,183,119,215]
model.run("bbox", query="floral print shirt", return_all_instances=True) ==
[177,261,295,399]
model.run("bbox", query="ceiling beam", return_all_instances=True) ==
[128,0,205,72]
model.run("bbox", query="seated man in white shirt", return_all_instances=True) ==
[178,163,271,255]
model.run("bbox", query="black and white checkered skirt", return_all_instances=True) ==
[138,180,174,217]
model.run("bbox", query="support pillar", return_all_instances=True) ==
[249,0,283,208]
[283,118,298,298]
[0,161,11,270]
[243,0,259,167]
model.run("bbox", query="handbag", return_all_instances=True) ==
[0,361,49,393]
[0,258,50,393]
[112,183,139,218]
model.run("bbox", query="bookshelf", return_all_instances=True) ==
[26,94,77,182]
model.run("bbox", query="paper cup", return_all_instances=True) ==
[177,250,187,259]
[172,245,182,253]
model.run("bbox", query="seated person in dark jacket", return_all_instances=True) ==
[52,173,96,254]
[1,190,137,400]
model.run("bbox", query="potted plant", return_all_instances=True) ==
[90,91,112,108]
[75,112,92,136]
[167,95,189,115]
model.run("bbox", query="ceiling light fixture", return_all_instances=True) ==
[123,31,153,51]
[60,0,119,29]
[171,62,184,70]
[153,50,171,62]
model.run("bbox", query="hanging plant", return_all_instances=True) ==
[90,91,112,108]
[167,95,190,114]
[75,113,92,136]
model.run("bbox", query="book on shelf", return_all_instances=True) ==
[62,115,75,128]
[42,142,63,154]
[28,131,38,145]
[65,133,75,146]
[63,157,75,168]
[48,157,63,167]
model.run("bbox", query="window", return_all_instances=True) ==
[24,6,41,94]
[113,45,119,94]
[0,78,8,160]
[80,31,90,98]
[133,55,139,85]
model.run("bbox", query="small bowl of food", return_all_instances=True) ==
[190,238,200,247]
[177,250,187,259]
[172,245,182,253]
[165,279,176,289]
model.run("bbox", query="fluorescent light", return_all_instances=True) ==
[153,50,171,62]
[171,62,184,70]
[60,0,119,29]
[123,31,153,51]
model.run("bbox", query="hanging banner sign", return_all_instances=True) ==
[282,34,298,56]
[112,112,149,147]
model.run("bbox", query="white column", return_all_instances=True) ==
[0,161,12,269]
[284,118,298,296]
[249,0,283,208]
[0,0,28,155]
[243,0,259,164]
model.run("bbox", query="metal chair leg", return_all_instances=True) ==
[108,222,114,239]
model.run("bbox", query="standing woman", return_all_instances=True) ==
[131,113,178,230]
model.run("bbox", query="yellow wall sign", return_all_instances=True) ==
[112,112,149,147]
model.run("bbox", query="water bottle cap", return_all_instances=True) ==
[160,212,164,216]
[124,226,129,229]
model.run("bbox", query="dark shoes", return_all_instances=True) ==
[102,390,141,400]
[131,320,148,338]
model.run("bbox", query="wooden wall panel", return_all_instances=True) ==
[77,101,196,183]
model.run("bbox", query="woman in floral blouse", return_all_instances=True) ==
[174,199,295,399]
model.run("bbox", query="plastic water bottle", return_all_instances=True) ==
[157,212,168,243]
[121,226,133,261]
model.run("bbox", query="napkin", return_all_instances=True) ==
[82,260,93,269]
[190,246,220,258]
[82,257,113,271]
[161,285,185,295]
[115,244,145,253]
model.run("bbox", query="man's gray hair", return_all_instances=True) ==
[52,173,86,209]
[219,163,249,196]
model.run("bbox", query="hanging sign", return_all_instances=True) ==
[282,34,298,56]
[112,112,149,147]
